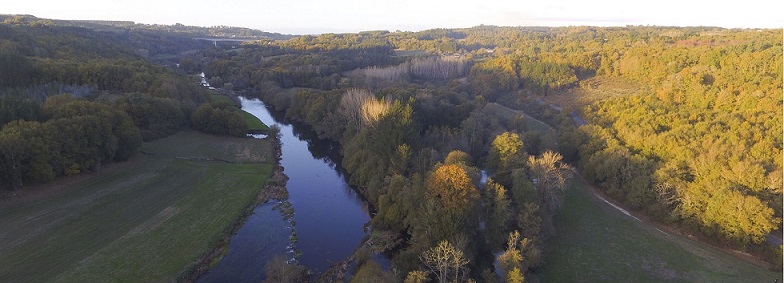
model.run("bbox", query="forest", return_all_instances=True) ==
[192,25,782,281]
[0,14,781,282]
[0,15,254,190]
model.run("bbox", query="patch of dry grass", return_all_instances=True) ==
[540,76,642,112]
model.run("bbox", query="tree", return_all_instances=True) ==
[191,103,248,137]
[116,94,184,141]
[488,132,524,174]
[339,88,374,131]
[483,179,511,250]
[404,270,430,283]
[351,261,397,283]
[420,241,470,283]
[498,231,523,281]
[527,151,573,213]
[498,230,540,281]
[426,164,479,211]
[516,202,542,240]
[444,150,472,166]
[0,133,25,190]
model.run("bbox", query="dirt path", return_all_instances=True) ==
[521,94,778,275]
[575,173,775,269]
[533,93,781,254]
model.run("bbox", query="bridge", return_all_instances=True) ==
[194,37,258,47]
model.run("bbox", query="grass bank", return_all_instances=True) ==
[210,94,268,133]
[540,176,782,282]
[210,94,238,106]
[240,110,269,133]
[0,130,276,282]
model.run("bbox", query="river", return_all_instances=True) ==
[198,97,371,281]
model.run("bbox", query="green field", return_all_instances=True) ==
[209,94,237,106]
[240,110,269,132]
[540,176,782,282]
[0,130,275,282]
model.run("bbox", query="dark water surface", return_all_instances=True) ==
[198,97,370,281]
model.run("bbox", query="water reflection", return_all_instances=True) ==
[201,97,372,280]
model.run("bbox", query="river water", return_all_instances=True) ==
[198,97,371,281]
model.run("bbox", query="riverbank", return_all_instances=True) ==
[185,131,287,282]
[206,97,370,277]
[0,130,277,282]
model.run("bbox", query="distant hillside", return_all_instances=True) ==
[0,14,295,40]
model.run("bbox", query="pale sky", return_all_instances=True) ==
[3,0,782,34]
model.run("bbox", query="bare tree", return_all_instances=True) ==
[361,64,409,81]
[360,97,392,127]
[338,88,392,130]
[339,88,373,130]
[420,241,470,283]
[410,57,469,79]
[528,151,573,212]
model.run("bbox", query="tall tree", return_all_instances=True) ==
[527,151,573,213]
[483,179,511,250]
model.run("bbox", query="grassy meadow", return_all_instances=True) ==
[240,110,269,133]
[540,176,782,282]
[209,94,238,105]
[0,130,275,282]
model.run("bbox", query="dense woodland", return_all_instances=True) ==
[0,15,781,282]
[0,16,253,190]
[194,25,782,280]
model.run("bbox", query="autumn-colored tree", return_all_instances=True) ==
[498,230,540,282]
[426,164,479,210]
[404,270,429,283]
[407,164,481,248]
[444,150,472,166]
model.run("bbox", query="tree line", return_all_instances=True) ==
[0,20,255,190]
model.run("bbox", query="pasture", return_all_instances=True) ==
[540,176,782,282]
[0,130,275,281]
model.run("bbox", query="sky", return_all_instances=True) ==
[3,0,782,34]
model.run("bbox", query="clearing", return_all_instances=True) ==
[540,76,642,112]
[0,130,275,282]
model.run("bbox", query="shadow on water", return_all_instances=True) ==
[197,203,291,282]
